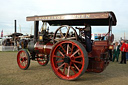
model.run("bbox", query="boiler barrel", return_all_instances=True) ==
[34,42,53,55]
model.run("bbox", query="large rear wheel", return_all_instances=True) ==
[50,40,88,80]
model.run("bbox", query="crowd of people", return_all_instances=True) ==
[110,40,128,64]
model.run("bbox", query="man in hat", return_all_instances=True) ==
[84,24,92,52]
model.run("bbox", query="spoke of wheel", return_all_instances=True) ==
[21,62,24,66]
[57,63,65,70]
[56,60,64,63]
[55,37,76,41]
[20,55,22,60]
[73,63,80,71]
[22,59,25,66]
[70,49,80,57]
[58,50,65,57]
[74,55,82,59]
[65,27,70,38]
[25,57,27,61]
[23,62,26,66]
[19,60,21,65]
[54,36,76,41]
[53,55,64,58]
[68,44,72,51]
[72,60,82,64]
[54,38,64,41]
[70,66,76,74]
[23,52,25,57]
[67,44,69,55]
[63,63,67,74]
[60,45,66,54]
[67,66,70,77]
[59,29,64,38]
[24,53,27,57]
[22,62,25,66]
[20,53,22,58]
[24,60,28,65]
[21,52,24,57]
[71,45,74,54]
[66,37,76,40]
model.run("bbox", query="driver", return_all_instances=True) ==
[84,24,92,52]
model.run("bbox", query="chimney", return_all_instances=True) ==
[14,20,17,33]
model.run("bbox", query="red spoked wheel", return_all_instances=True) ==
[17,49,30,70]
[50,40,88,80]
[37,54,49,66]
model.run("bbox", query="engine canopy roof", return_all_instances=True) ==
[26,11,117,26]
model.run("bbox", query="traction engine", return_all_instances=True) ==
[17,11,117,80]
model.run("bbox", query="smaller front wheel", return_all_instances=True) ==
[17,49,30,70]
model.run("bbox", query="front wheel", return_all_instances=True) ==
[50,40,88,80]
[17,49,30,70]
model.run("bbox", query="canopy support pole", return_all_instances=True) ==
[34,21,39,42]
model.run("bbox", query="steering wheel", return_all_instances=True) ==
[53,25,78,44]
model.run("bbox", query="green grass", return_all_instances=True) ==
[0,52,128,85]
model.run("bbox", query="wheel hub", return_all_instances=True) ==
[20,57,27,61]
[21,58,23,61]
[64,56,70,64]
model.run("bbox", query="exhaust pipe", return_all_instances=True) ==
[14,20,17,33]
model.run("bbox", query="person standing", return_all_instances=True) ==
[126,41,128,60]
[112,42,120,62]
[120,40,126,64]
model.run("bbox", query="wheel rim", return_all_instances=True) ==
[37,54,48,66]
[50,40,86,80]
[17,50,29,69]
[53,25,78,44]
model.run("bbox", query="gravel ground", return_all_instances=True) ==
[0,52,128,85]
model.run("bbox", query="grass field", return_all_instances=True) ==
[0,52,128,85]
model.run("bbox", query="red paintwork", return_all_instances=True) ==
[34,42,53,55]
[34,40,110,73]
[86,41,109,73]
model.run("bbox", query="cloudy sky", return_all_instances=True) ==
[0,0,128,40]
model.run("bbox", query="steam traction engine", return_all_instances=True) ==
[17,12,117,80]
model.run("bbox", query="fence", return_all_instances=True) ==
[0,46,17,51]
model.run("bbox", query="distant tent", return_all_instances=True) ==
[8,33,23,37]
